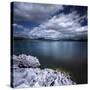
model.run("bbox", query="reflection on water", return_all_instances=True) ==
[13,40,87,84]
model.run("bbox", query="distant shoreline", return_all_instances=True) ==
[13,37,87,41]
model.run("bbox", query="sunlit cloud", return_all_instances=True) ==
[29,10,87,39]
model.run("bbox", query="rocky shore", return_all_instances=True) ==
[12,54,76,88]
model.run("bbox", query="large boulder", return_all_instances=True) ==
[12,54,40,68]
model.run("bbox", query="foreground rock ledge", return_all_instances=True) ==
[12,54,40,68]
[12,54,76,88]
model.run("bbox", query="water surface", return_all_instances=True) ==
[13,39,87,84]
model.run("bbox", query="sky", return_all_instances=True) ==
[12,2,88,40]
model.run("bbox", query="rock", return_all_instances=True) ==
[12,54,40,68]
[12,54,76,88]
[12,68,76,88]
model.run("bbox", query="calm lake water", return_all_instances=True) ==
[13,39,87,84]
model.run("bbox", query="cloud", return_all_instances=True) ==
[29,10,87,39]
[13,23,30,37]
[13,2,64,23]
[38,11,87,32]
[13,23,24,29]
[13,3,87,40]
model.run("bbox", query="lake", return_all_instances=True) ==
[13,39,87,84]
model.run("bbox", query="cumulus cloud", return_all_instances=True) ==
[13,23,30,37]
[29,10,87,40]
[13,2,64,23]
[37,11,87,32]
[13,23,24,29]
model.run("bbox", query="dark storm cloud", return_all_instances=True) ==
[13,2,64,23]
